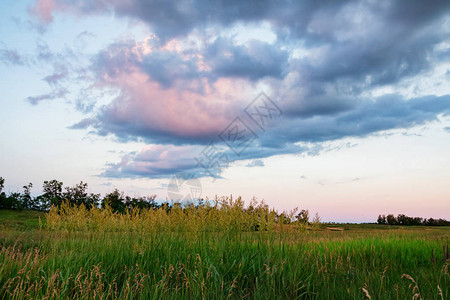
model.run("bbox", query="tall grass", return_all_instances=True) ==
[45,197,279,233]
[0,201,448,299]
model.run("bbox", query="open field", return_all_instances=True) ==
[0,209,449,299]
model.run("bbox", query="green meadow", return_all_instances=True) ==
[0,207,449,299]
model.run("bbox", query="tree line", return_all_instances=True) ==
[0,177,158,213]
[377,214,449,226]
[0,176,316,225]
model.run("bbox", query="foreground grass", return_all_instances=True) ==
[0,209,449,299]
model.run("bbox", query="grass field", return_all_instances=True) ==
[0,207,449,299]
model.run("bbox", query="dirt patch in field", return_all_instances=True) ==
[325,227,345,231]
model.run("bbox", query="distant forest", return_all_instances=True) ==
[377,214,449,226]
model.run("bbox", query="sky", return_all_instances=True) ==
[1,0,450,222]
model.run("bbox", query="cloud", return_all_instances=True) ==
[205,38,289,81]
[102,142,332,180]
[11,39,97,109]
[43,69,68,85]
[72,38,264,144]
[102,144,203,179]
[99,91,450,179]
[30,0,57,24]
[26,88,68,105]
[246,159,264,167]
[29,1,450,43]
[444,127,450,133]
[140,50,201,88]
[0,48,24,65]
[24,0,450,179]
[74,30,450,146]
[67,118,97,130]
[260,94,450,145]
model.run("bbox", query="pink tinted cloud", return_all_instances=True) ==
[31,0,57,23]
[93,40,255,142]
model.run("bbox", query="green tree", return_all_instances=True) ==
[20,183,33,209]
[0,177,22,209]
[86,193,101,208]
[42,180,63,208]
[64,181,88,206]
[0,177,6,208]
[125,195,157,210]
[6,192,21,209]
[102,189,126,213]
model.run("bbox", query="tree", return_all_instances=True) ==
[7,193,20,209]
[0,177,21,209]
[60,181,101,209]
[124,195,158,210]
[0,177,6,209]
[426,218,436,226]
[102,189,126,213]
[20,183,33,209]
[64,181,88,206]
[86,193,101,209]
[436,218,450,226]
[397,214,410,225]
[377,214,387,225]
[386,214,397,225]
[412,217,423,226]
[41,180,63,208]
